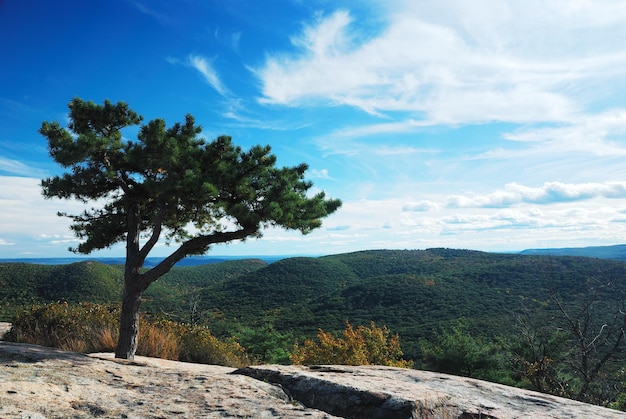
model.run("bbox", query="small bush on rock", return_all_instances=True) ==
[291,321,413,368]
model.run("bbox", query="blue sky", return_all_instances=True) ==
[3,0,626,258]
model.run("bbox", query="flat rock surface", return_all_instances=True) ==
[0,341,337,418]
[237,364,626,419]
[2,340,625,418]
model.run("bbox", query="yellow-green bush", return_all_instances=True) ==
[291,321,413,368]
[7,302,248,367]
[7,302,119,353]
[177,323,248,367]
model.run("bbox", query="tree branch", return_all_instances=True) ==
[137,225,258,289]
[136,202,166,266]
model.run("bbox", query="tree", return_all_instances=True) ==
[40,98,341,360]
[510,264,626,404]
[420,322,502,378]
[547,277,626,403]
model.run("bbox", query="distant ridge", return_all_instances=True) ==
[520,244,626,261]
[0,255,286,267]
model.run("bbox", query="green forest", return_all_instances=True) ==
[2,248,626,408]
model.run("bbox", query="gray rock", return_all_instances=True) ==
[235,364,626,419]
[0,342,337,418]
[2,341,624,418]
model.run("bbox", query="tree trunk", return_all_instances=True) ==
[115,283,143,360]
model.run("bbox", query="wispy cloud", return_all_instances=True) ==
[447,182,626,208]
[0,97,35,122]
[256,1,626,126]
[167,54,231,98]
[188,55,229,97]
[375,145,435,156]
[132,1,175,26]
[501,110,626,156]
[0,157,47,177]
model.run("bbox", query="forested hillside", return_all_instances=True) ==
[0,261,123,316]
[5,248,626,408]
[4,249,626,363]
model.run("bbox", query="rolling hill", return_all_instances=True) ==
[3,249,626,361]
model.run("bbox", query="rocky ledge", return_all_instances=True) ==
[1,340,624,418]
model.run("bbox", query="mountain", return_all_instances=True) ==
[520,243,626,260]
[3,249,626,362]
[0,261,123,310]
[180,249,626,359]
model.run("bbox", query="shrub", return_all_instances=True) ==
[6,302,249,367]
[235,323,294,364]
[177,323,249,367]
[291,321,413,368]
[7,302,119,353]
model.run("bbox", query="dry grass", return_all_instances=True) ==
[137,322,179,360]
[6,302,249,368]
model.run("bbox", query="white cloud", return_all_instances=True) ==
[132,1,175,26]
[375,145,434,156]
[188,55,229,97]
[309,168,330,179]
[403,201,439,212]
[502,110,626,156]
[256,1,626,125]
[0,157,47,177]
[0,176,99,255]
[446,182,626,208]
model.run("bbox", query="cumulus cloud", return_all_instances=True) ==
[447,182,626,208]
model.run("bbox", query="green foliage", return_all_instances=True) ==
[292,321,413,368]
[0,261,123,320]
[420,322,511,382]
[40,97,340,359]
[234,321,295,364]
[40,97,341,257]
[610,370,626,411]
[5,249,626,408]
[195,257,360,334]
[141,259,267,323]
[6,250,626,362]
